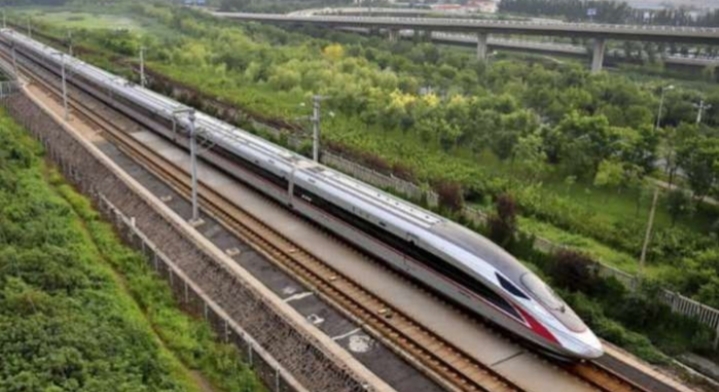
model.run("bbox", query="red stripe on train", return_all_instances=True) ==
[516,307,560,345]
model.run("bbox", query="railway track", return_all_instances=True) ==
[1,42,654,392]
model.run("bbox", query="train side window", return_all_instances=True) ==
[496,274,529,300]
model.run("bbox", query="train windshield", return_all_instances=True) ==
[520,273,587,332]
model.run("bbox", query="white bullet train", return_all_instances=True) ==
[0,29,603,360]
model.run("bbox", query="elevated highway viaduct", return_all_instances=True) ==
[213,11,719,72]
[336,27,717,70]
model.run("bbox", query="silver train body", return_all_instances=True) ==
[1,29,603,360]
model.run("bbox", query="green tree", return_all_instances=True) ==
[594,159,624,197]
[555,111,612,179]
[676,135,719,201]
[666,189,694,226]
[490,109,538,161]
[513,130,548,182]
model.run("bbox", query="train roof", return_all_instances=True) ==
[429,221,529,280]
[307,165,444,228]
[0,29,303,168]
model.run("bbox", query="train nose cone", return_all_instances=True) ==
[579,331,604,359]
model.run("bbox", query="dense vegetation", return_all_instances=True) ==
[0,110,262,390]
[11,1,719,362]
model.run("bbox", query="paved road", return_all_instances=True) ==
[214,11,719,44]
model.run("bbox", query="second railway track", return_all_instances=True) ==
[0,40,656,392]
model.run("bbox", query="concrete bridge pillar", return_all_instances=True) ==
[477,32,489,62]
[412,29,430,41]
[388,29,399,43]
[591,38,606,73]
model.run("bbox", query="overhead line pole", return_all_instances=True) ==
[639,187,659,283]
[311,95,321,162]
[189,109,200,224]
[694,100,712,124]
[139,45,146,88]
[67,30,73,57]
[11,41,16,76]
[654,85,673,131]
[61,53,68,120]
[169,107,202,225]
[640,85,674,284]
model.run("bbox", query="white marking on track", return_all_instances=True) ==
[284,291,313,302]
[332,328,361,341]
[347,334,374,353]
[307,314,324,325]
[282,286,298,296]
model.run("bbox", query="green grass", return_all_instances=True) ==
[0,108,263,391]
[472,194,668,278]
[519,215,674,277]
[16,9,144,31]
[0,111,198,391]
[50,170,265,392]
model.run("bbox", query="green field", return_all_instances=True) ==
[17,9,144,31]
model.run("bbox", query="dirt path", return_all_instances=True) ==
[651,177,719,207]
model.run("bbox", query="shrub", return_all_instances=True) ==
[434,180,464,212]
[391,161,416,182]
[549,250,598,293]
[488,193,518,248]
[561,291,669,364]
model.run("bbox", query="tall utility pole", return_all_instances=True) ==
[172,107,208,226]
[67,30,73,57]
[654,84,674,131]
[694,100,712,124]
[11,41,16,75]
[639,187,659,282]
[311,95,321,162]
[188,109,201,225]
[61,53,68,120]
[139,46,146,88]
